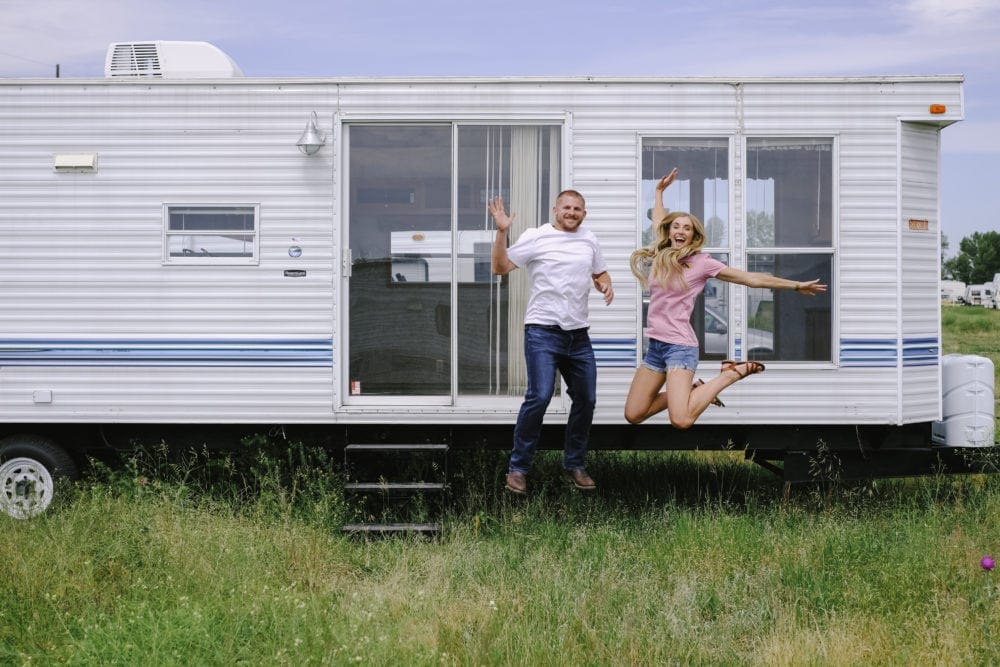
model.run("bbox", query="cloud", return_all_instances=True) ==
[4,0,999,79]
[900,0,1000,28]
[574,0,1000,78]
[0,0,250,77]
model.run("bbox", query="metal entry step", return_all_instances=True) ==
[345,443,449,452]
[341,522,442,536]
[341,442,449,537]
[344,482,446,492]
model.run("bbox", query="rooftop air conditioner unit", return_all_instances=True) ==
[104,41,244,79]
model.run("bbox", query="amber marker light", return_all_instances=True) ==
[929,104,947,114]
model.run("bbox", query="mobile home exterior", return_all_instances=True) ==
[940,280,966,303]
[1,43,985,512]
[964,284,995,308]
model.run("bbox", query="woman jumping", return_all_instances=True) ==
[624,168,827,428]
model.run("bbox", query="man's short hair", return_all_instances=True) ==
[556,189,586,207]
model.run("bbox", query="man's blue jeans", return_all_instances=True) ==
[509,324,597,475]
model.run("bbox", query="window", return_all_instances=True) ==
[346,124,560,398]
[164,205,259,264]
[456,125,560,395]
[640,137,730,360]
[745,138,833,362]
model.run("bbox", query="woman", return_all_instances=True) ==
[624,168,827,428]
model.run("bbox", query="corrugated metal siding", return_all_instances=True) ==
[0,368,334,422]
[0,77,960,425]
[572,84,739,423]
[900,122,942,422]
[0,84,338,422]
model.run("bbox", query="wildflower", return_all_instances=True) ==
[983,556,996,571]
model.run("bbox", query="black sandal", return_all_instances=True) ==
[721,360,766,381]
[693,378,725,407]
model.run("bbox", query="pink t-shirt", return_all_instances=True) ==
[644,252,727,347]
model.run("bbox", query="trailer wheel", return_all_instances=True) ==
[0,435,79,520]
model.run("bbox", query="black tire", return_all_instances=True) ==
[0,434,80,519]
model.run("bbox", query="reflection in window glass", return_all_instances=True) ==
[165,205,257,262]
[746,138,832,248]
[745,138,833,362]
[346,124,561,398]
[348,125,452,396]
[640,138,730,364]
[641,138,729,249]
[746,254,832,362]
[457,125,561,396]
[693,255,730,361]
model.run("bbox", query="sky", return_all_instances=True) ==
[1,0,998,252]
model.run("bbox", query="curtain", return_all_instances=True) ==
[504,127,540,394]
[483,125,560,396]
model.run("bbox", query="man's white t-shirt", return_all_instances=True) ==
[505,223,608,330]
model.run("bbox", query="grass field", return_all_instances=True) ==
[2,307,999,665]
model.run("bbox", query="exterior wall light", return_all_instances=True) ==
[296,111,326,155]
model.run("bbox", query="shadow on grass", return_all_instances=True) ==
[447,448,784,516]
[78,433,1000,533]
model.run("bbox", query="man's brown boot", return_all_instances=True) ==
[505,471,527,495]
[564,468,596,491]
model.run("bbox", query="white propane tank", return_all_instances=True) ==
[932,354,996,447]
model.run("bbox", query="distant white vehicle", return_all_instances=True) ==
[703,307,773,358]
[640,303,774,359]
[964,284,994,308]
[941,280,966,303]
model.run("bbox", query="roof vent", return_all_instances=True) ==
[104,41,244,79]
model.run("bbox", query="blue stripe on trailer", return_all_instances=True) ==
[0,339,334,367]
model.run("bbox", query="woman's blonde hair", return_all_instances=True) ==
[629,211,707,290]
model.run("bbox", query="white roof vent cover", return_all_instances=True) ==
[105,41,244,79]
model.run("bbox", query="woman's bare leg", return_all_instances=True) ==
[667,364,758,429]
[626,362,760,428]
[624,367,668,424]
[673,361,765,427]
[664,369,701,429]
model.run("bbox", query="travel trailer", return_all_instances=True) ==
[1,42,995,518]
[940,280,966,303]
[964,284,995,308]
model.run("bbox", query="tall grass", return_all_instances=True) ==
[4,450,1000,664]
[1,306,998,664]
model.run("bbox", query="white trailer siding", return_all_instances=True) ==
[0,83,339,422]
[900,122,944,422]
[0,76,962,426]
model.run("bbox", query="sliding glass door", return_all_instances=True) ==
[346,123,560,401]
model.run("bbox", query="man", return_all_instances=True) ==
[488,190,614,495]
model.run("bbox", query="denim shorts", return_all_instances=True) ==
[642,339,699,373]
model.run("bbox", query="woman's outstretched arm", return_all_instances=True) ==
[716,267,827,295]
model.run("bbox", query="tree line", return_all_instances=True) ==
[942,231,1000,284]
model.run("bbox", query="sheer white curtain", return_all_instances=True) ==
[484,125,560,396]
[504,127,539,394]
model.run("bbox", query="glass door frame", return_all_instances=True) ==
[338,114,571,409]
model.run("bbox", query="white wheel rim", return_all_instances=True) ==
[0,457,55,520]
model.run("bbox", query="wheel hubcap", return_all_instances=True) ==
[0,457,54,519]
